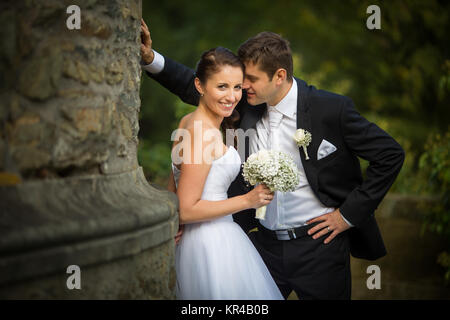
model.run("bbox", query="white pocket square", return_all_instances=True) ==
[317,139,337,160]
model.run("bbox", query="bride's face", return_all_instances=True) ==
[196,65,243,118]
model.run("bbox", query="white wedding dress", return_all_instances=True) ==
[173,146,283,300]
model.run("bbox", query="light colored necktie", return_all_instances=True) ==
[268,108,283,150]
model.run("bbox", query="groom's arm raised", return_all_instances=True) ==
[144,53,200,106]
[140,19,199,106]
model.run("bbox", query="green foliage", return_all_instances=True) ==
[137,139,172,188]
[419,129,450,284]
[437,252,450,285]
[419,129,450,235]
[362,113,436,195]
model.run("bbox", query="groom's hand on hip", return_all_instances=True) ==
[306,209,350,244]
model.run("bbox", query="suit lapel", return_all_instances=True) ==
[296,78,312,140]
[296,78,312,158]
[295,78,319,192]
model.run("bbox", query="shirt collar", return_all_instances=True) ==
[267,78,297,120]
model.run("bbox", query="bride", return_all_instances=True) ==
[168,47,283,300]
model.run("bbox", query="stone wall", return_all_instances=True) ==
[1,0,143,178]
[0,0,178,299]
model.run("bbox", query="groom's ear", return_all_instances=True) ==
[274,68,287,85]
[194,77,204,96]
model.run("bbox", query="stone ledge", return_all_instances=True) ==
[0,166,178,254]
[0,214,177,287]
[0,240,176,299]
[0,166,179,287]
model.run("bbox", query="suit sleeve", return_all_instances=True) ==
[338,98,405,227]
[145,56,200,106]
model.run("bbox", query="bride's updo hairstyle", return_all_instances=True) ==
[195,47,244,131]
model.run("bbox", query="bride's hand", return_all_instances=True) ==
[245,184,274,209]
[175,224,184,245]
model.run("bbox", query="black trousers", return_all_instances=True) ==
[249,223,352,300]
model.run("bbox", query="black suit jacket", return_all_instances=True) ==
[147,56,405,260]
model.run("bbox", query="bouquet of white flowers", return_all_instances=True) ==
[242,149,300,220]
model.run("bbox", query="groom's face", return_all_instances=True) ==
[243,62,278,106]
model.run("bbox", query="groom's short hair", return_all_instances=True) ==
[238,32,293,81]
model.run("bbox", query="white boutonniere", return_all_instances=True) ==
[293,129,312,160]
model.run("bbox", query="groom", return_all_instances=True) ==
[140,20,404,299]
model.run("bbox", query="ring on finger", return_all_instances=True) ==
[327,226,331,232]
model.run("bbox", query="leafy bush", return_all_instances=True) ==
[138,140,172,188]
[419,128,450,284]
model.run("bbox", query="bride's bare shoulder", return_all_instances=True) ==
[179,113,216,132]
[178,112,194,130]
[172,112,216,147]
[173,113,225,161]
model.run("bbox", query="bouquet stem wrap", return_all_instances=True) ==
[255,206,267,220]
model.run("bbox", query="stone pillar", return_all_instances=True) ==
[0,0,178,299]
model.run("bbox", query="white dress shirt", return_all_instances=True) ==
[141,50,165,74]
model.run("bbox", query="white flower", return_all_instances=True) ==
[257,149,270,162]
[242,149,300,220]
[293,129,312,160]
[247,152,257,162]
[293,129,306,142]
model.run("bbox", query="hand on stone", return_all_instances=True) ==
[140,19,154,65]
